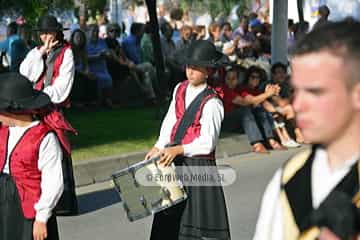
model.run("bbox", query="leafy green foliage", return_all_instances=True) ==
[0,0,73,26]
[81,0,107,13]
[179,0,247,18]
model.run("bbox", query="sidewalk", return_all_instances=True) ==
[73,133,252,187]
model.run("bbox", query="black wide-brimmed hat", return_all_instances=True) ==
[0,72,51,112]
[175,40,230,68]
[33,15,69,32]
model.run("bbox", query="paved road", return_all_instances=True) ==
[58,147,306,240]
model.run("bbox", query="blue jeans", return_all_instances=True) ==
[223,106,274,144]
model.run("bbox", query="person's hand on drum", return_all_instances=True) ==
[159,146,184,166]
[145,147,160,160]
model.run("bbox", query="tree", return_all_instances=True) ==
[0,0,73,26]
[80,0,107,13]
[179,0,242,19]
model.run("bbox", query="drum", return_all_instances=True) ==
[111,156,187,222]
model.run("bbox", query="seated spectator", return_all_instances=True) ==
[250,23,271,58]
[123,22,158,102]
[140,22,155,65]
[261,62,305,144]
[248,12,262,31]
[122,22,144,64]
[160,21,184,93]
[222,67,285,153]
[232,16,257,59]
[105,23,133,86]
[192,25,206,40]
[105,23,157,105]
[86,24,113,107]
[207,22,222,51]
[220,21,240,61]
[70,29,97,106]
[160,21,176,59]
[220,22,233,43]
[238,66,286,150]
[169,7,184,43]
[175,25,192,51]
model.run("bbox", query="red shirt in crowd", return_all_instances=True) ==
[220,83,239,113]
[236,85,262,98]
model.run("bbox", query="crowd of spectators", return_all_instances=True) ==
[0,2,330,152]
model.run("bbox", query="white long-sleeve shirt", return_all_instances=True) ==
[3,121,64,223]
[19,47,75,104]
[155,82,224,156]
[253,148,360,240]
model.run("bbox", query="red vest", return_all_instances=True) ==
[0,123,52,219]
[170,81,218,159]
[35,43,72,108]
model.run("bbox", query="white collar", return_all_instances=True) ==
[10,120,40,131]
[315,147,360,172]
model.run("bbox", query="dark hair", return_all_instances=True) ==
[107,23,121,34]
[208,22,220,38]
[55,27,65,43]
[160,21,172,35]
[249,12,258,20]
[18,23,31,40]
[318,5,330,17]
[18,23,30,33]
[271,62,287,74]
[288,19,294,27]
[293,19,360,86]
[130,22,144,35]
[221,22,232,31]
[239,15,249,24]
[244,66,267,84]
[170,8,183,21]
[144,22,152,34]
[7,22,18,35]
[70,29,87,49]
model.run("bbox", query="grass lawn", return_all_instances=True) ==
[64,106,165,162]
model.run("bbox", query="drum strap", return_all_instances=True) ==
[172,87,216,146]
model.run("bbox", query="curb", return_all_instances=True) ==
[73,134,252,187]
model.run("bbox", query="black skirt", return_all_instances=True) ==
[54,151,78,216]
[150,157,231,240]
[0,173,59,240]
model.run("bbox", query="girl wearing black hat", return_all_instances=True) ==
[145,40,231,240]
[19,15,74,108]
[0,72,76,240]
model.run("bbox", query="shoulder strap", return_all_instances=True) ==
[44,44,65,88]
[172,87,216,145]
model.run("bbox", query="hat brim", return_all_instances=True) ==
[0,90,51,112]
[173,48,231,68]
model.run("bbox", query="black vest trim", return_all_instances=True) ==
[284,151,359,231]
